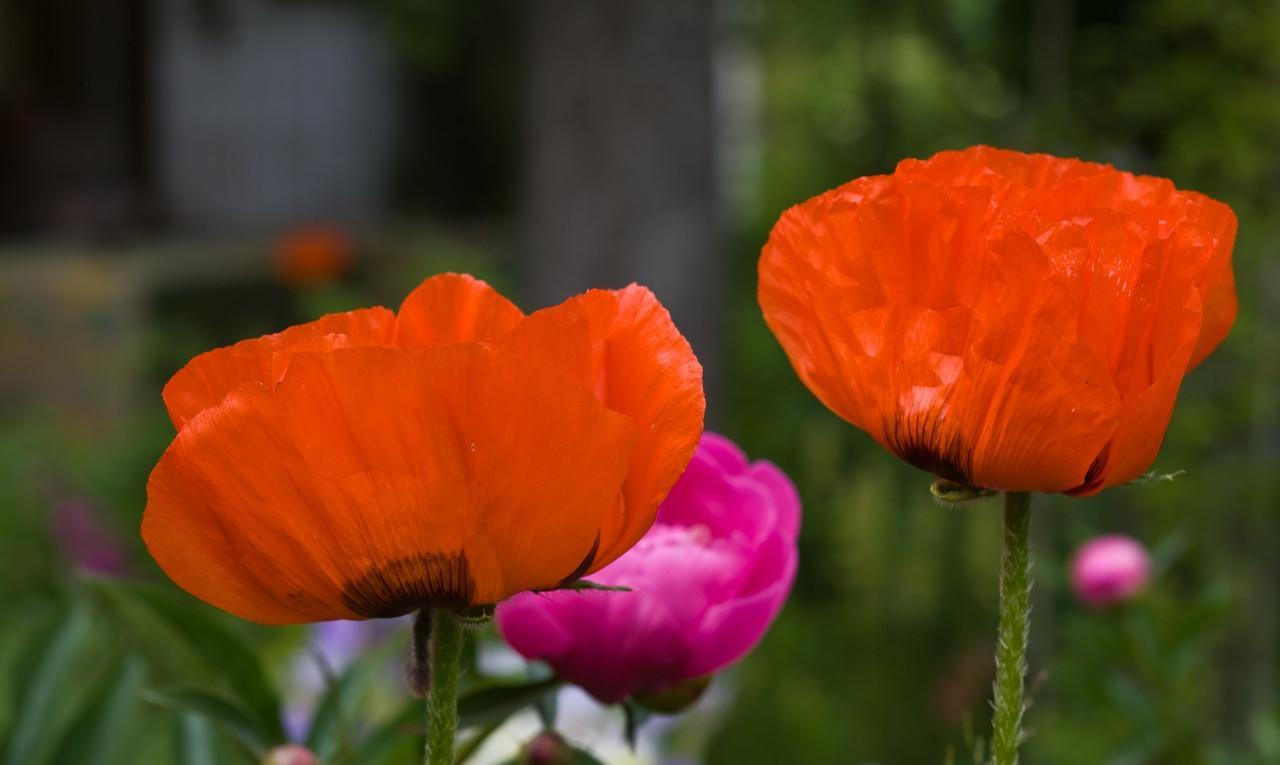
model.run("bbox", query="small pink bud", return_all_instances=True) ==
[520,731,573,765]
[263,745,317,765]
[1070,534,1151,607]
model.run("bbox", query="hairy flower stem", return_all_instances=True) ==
[991,491,1032,765]
[424,608,465,765]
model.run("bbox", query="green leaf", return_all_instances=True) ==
[90,579,285,743]
[3,605,92,765]
[177,713,219,765]
[304,662,359,761]
[52,655,145,765]
[534,689,557,730]
[568,745,609,765]
[622,700,650,750]
[453,718,504,765]
[143,687,269,758]
[350,701,423,765]
[458,677,563,729]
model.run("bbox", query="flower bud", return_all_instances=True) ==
[263,745,317,765]
[519,731,573,765]
[1070,534,1151,607]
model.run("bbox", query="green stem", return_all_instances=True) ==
[424,608,465,765]
[991,491,1032,765]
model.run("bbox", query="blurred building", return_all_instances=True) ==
[0,0,396,238]
[155,0,395,230]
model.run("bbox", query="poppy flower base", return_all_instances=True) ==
[991,491,1032,765]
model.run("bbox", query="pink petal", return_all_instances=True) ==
[682,531,798,677]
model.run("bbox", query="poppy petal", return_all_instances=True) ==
[1069,226,1211,492]
[162,308,395,430]
[1184,199,1238,368]
[393,273,524,347]
[761,179,1122,492]
[143,344,637,624]
[496,286,706,569]
[934,224,1121,491]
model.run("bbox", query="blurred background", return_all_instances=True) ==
[2,0,1278,763]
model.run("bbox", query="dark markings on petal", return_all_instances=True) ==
[341,552,477,618]
[557,533,601,588]
[1065,443,1111,496]
[884,411,975,486]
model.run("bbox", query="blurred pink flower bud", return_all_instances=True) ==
[263,744,317,765]
[1070,534,1151,607]
[497,432,800,705]
[51,499,129,576]
[519,731,573,765]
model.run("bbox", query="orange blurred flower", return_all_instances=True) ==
[144,274,705,624]
[759,146,1236,495]
[275,225,353,285]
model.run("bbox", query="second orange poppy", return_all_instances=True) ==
[759,146,1236,495]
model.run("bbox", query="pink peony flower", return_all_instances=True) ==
[496,432,800,705]
[1070,534,1151,607]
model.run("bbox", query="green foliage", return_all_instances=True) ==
[91,579,285,744]
[457,678,564,731]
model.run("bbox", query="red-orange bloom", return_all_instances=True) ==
[759,146,1236,495]
[144,274,704,624]
[274,225,354,285]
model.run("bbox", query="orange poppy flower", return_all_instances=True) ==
[144,274,705,624]
[759,146,1236,495]
[274,225,354,285]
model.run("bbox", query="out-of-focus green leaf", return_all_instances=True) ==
[90,579,285,743]
[2,605,92,765]
[622,700,649,751]
[453,718,504,765]
[350,700,422,765]
[177,713,218,765]
[458,677,562,729]
[304,662,359,761]
[143,687,268,759]
[567,745,609,765]
[534,690,557,730]
[0,612,40,752]
[52,655,144,765]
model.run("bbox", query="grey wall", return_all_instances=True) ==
[154,0,396,230]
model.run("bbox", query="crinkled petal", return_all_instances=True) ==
[393,273,524,347]
[162,308,395,430]
[144,344,637,624]
[761,178,1120,492]
[495,285,705,569]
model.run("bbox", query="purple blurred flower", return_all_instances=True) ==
[1070,534,1151,607]
[283,617,408,741]
[496,432,800,705]
[50,499,129,576]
